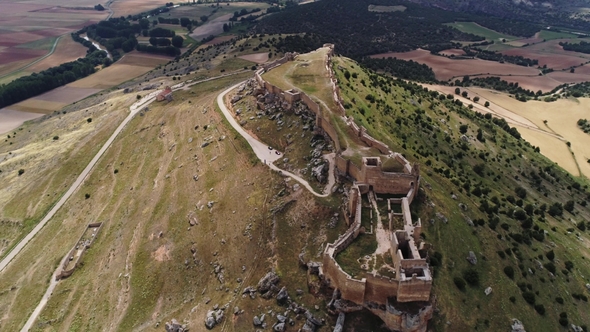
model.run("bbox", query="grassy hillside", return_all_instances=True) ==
[332,56,590,331]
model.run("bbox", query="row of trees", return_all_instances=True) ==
[462,48,539,67]
[559,41,590,54]
[0,49,107,108]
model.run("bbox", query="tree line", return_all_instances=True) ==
[0,49,107,108]
[559,41,590,54]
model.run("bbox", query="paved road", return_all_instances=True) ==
[217,82,334,198]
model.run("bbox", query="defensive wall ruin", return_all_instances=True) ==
[254,45,430,331]
[56,222,102,280]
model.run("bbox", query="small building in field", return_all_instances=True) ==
[157,86,173,102]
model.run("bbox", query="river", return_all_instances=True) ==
[82,36,112,59]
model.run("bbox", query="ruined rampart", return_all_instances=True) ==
[56,222,102,280]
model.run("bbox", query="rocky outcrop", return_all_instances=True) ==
[165,319,186,332]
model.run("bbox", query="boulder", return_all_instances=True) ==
[466,251,477,265]
[511,319,526,332]
[276,286,289,305]
[485,287,492,295]
[205,310,224,329]
[333,313,345,332]
[273,322,286,331]
[165,319,185,332]
[257,272,279,293]
[253,316,262,327]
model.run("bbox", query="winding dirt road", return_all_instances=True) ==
[217,82,335,198]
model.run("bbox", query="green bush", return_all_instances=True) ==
[522,291,535,304]
[463,269,479,286]
[503,266,515,279]
[453,276,466,290]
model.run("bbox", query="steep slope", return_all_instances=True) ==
[332,55,590,331]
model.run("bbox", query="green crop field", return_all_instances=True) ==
[447,22,517,41]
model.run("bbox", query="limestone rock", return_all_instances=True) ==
[333,312,345,332]
[253,315,262,327]
[257,272,279,293]
[276,286,288,305]
[466,251,477,265]
[485,287,492,295]
[273,322,286,331]
[165,319,186,332]
[572,325,584,332]
[511,319,525,332]
[205,309,224,329]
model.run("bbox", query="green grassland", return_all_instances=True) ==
[538,29,579,41]
[332,55,590,331]
[447,22,517,41]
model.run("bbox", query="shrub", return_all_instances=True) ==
[463,269,479,286]
[534,304,545,315]
[559,317,569,327]
[546,250,555,261]
[114,169,119,174]
[484,101,490,107]
[522,291,535,304]
[555,297,564,304]
[565,261,574,271]
[18,169,25,176]
[453,276,466,290]
[136,95,141,100]
[85,193,90,199]
[87,118,92,123]
[53,136,59,140]
[497,251,506,259]
[504,266,515,279]
[544,262,556,274]
[459,124,468,134]
[509,296,516,303]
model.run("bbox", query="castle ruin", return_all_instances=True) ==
[253,44,433,332]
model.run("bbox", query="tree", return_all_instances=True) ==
[200,15,208,22]
[548,202,563,217]
[180,17,191,27]
[461,91,468,98]
[545,250,555,261]
[455,87,460,95]
[473,96,480,103]
[223,23,229,32]
[94,4,105,11]
[139,18,150,30]
[484,101,490,107]
[459,124,468,134]
[18,169,24,176]
[149,37,158,46]
[564,200,575,213]
[171,35,183,48]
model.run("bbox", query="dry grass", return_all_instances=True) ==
[473,88,590,177]
[263,47,336,112]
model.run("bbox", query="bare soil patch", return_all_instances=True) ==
[33,86,102,104]
[204,35,235,45]
[502,40,590,70]
[116,52,171,67]
[238,52,269,64]
[110,0,171,16]
[0,108,43,135]
[0,48,45,65]
[68,64,161,89]
[438,49,466,56]
[28,36,88,72]
[190,13,233,41]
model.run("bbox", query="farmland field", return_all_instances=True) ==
[0,0,108,82]
[446,22,517,41]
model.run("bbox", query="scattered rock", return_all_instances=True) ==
[205,309,224,329]
[273,322,286,331]
[276,286,288,305]
[165,319,186,332]
[511,319,525,332]
[485,287,492,295]
[253,315,262,327]
[467,251,477,265]
[257,272,280,293]
[207,201,215,208]
[572,325,584,332]
[451,194,457,200]
[333,312,345,332]
[436,212,448,223]
[201,142,210,148]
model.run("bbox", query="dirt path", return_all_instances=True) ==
[217,82,335,198]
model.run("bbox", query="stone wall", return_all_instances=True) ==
[56,223,102,280]
[368,300,433,332]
